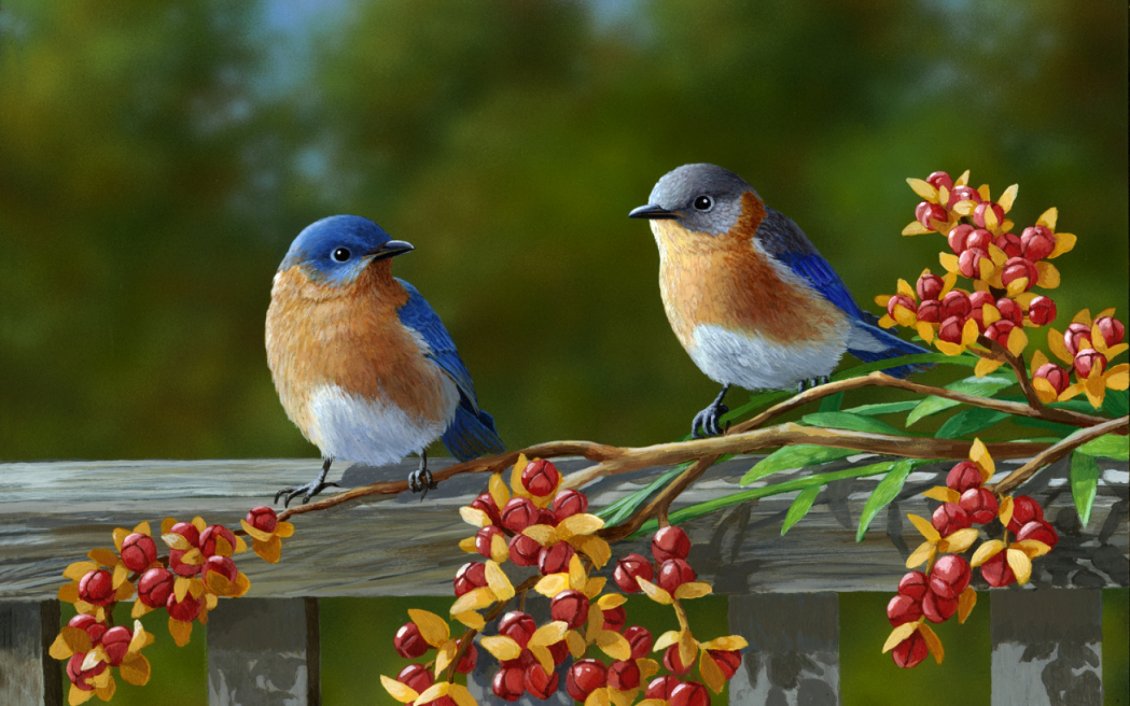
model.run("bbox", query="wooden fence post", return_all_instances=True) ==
[0,601,61,706]
[207,597,319,706]
[990,589,1102,706]
[726,593,840,705]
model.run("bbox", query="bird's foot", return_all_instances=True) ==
[691,401,730,438]
[408,467,438,495]
[273,478,340,507]
[796,375,831,393]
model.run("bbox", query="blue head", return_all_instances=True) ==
[279,215,414,286]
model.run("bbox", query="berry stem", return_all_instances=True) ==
[988,415,1128,495]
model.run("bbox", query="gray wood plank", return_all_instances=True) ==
[206,597,319,706]
[0,457,1125,598]
[990,589,1102,706]
[727,593,839,706]
[0,601,61,706]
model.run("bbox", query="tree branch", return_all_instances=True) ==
[988,415,1129,495]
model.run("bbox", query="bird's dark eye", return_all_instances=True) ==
[331,247,351,262]
[693,195,714,211]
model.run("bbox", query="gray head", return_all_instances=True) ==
[628,163,758,235]
[279,215,414,286]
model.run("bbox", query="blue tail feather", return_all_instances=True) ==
[848,321,931,378]
[442,402,505,462]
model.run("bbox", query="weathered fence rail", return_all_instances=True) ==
[1,455,1126,705]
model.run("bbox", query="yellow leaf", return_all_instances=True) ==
[1033,377,1059,404]
[162,533,192,551]
[380,675,420,704]
[119,654,151,687]
[558,513,605,538]
[971,539,1006,567]
[584,687,612,706]
[168,618,193,647]
[88,548,118,568]
[63,561,99,582]
[534,573,570,598]
[1106,364,1129,391]
[678,630,698,670]
[935,339,965,357]
[906,514,940,542]
[275,521,295,538]
[1036,206,1057,229]
[1049,231,1076,258]
[975,356,1005,377]
[879,313,897,329]
[480,635,522,661]
[962,319,980,346]
[453,611,485,630]
[938,252,959,273]
[239,519,273,543]
[941,528,980,553]
[998,184,1018,212]
[459,506,491,528]
[637,658,660,682]
[596,593,627,610]
[905,541,935,569]
[654,630,681,651]
[434,643,455,679]
[969,438,995,477]
[253,536,282,563]
[1013,539,1052,558]
[94,677,116,703]
[49,632,75,660]
[916,321,936,343]
[998,496,1014,529]
[902,221,932,236]
[1035,261,1060,289]
[675,582,713,600]
[446,683,478,706]
[882,621,919,653]
[575,535,612,569]
[457,537,477,554]
[896,278,915,299]
[485,560,515,601]
[449,587,495,615]
[957,586,977,624]
[489,472,510,509]
[700,634,750,651]
[510,453,529,499]
[906,177,938,201]
[521,524,556,544]
[566,630,587,658]
[1006,327,1028,356]
[919,623,944,664]
[529,644,555,674]
[699,650,727,694]
[585,576,607,598]
[407,609,450,648]
[490,534,509,564]
[568,554,587,591]
[69,683,95,706]
[1047,328,1073,364]
[174,577,190,603]
[111,528,130,552]
[596,630,632,661]
[636,578,673,605]
[922,486,961,504]
[1006,548,1033,585]
[530,620,569,647]
[204,571,233,597]
[415,682,451,706]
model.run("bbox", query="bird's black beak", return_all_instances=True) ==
[369,239,415,261]
[628,204,678,220]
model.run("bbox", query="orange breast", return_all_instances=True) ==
[265,264,453,443]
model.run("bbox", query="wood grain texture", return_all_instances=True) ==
[0,601,61,706]
[0,455,1125,599]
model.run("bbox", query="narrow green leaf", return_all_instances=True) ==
[740,446,856,485]
[1103,389,1128,416]
[819,392,845,412]
[801,411,904,436]
[781,486,822,536]
[906,375,1016,426]
[843,400,920,416]
[832,352,977,381]
[934,408,1010,439]
[1069,451,1101,528]
[855,460,915,541]
[1077,434,1129,461]
[1009,416,1079,438]
[597,466,684,525]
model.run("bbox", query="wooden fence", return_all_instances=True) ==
[0,455,1126,705]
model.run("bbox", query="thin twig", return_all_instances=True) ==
[981,338,1044,411]
[600,455,718,542]
[989,415,1129,495]
[443,574,540,683]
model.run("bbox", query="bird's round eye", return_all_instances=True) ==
[693,195,714,211]
[331,247,351,262]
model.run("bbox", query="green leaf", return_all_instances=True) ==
[801,411,904,436]
[740,445,856,485]
[1009,416,1079,438]
[819,392,845,412]
[905,375,1016,426]
[1103,389,1128,416]
[780,486,822,536]
[597,466,686,525]
[1069,451,1101,528]
[855,459,916,541]
[843,400,920,416]
[1077,434,1129,461]
[934,408,1010,439]
[832,351,977,381]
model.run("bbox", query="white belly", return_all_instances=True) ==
[307,382,459,465]
[688,324,848,390]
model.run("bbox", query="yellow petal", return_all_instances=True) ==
[636,578,673,605]
[894,305,918,327]
[905,541,935,569]
[953,200,976,217]
[939,252,959,273]
[654,629,681,651]
[957,587,977,624]
[954,169,971,186]
[935,339,966,356]
[962,318,980,346]
[998,496,1014,529]
[916,321,936,343]
[596,630,632,661]
[457,536,477,554]
[941,271,958,295]
[534,573,571,598]
[1006,548,1033,585]
[568,553,587,591]
[975,356,1005,377]
[896,278,915,299]
[907,513,940,542]
[93,678,116,702]
[1035,261,1060,289]
[700,650,727,694]
[940,528,979,553]
[1105,364,1129,391]
[971,539,1006,567]
[566,630,587,658]
[160,518,176,535]
[489,472,510,509]
[1047,328,1073,364]
[485,561,515,601]
[1006,277,1030,297]
[459,506,491,528]
[530,620,569,648]
[919,622,945,664]
[1013,539,1052,559]
[1036,207,1057,229]
[597,593,627,610]
[1030,349,1049,371]
[119,654,151,687]
[1083,373,1106,408]
[674,582,713,600]
[1049,232,1076,258]
[575,535,612,569]
[585,576,607,599]
[558,513,605,538]
[111,528,130,552]
[168,618,193,647]
[584,687,612,706]
[239,519,273,543]
[449,587,495,615]
[415,682,451,706]
[529,644,555,674]
[446,684,478,706]
[434,643,455,679]
[510,453,530,499]
[252,536,282,563]
[69,684,95,706]
[700,634,749,651]
[1006,327,1028,357]
[902,221,932,236]
[906,178,938,201]
[480,635,522,661]
[1073,309,1094,325]
[998,184,1018,212]
[490,534,509,564]
[882,622,920,653]
[274,521,295,538]
[970,437,995,477]
[380,675,419,704]
[173,576,190,603]
[678,630,698,671]
[407,609,450,647]
[976,184,991,200]
[875,294,892,307]
[1032,377,1059,404]
[922,486,961,504]
[453,611,485,630]
[521,524,555,544]
[879,314,897,329]
[63,561,99,581]
[978,257,997,281]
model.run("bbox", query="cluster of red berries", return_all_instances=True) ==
[1036,313,1125,401]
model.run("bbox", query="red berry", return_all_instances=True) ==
[897,571,929,601]
[492,666,525,702]
[994,231,1022,258]
[1073,349,1107,378]
[552,489,588,521]
[984,319,1016,347]
[470,493,502,526]
[960,487,999,524]
[524,663,558,700]
[927,171,953,191]
[958,248,990,279]
[949,184,981,206]
[608,659,641,690]
[887,594,923,626]
[566,659,607,701]
[968,289,993,310]
[550,589,590,629]
[1020,226,1056,261]
[921,590,957,623]
[119,533,157,572]
[397,664,433,693]
[928,555,972,600]
[663,644,692,674]
[453,562,487,596]
[1017,519,1059,548]
[602,605,626,632]
[891,631,929,668]
[941,290,971,320]
[1027,296,1057,325]
[199,524,237,558]
[501,498,539,533]
[498,611,537,647]
[1096,316,1126,347]
[78,569,115,606]
[137,566,174,607]
[946,461,983,492]
[1001,257,1038,292]
[475,526,505,559]
[657,558,697,594]
[947,224,975,254]
[613,553,654,593]
[169,521,201,547]
[1034,363,1070,396]
[624,625,653,659]
[100,626,132,666]
[915,201,947,229]
[521,459,560,497]
[68,615,107,644]
[169,548,202,577]
[916,299,941,323]
[394,622,429,659]
[981,551,1016,587]
[508,534,542,567]
[995,298,1023,325]
[646,676,682,700]
[538,541,575,575]
[67,652,107,690]
[932,502,971,536]
[938,315,966,344]
[203,555,239,584]
[973,201,1005,229]
[710,649,742,680]
[1007,496,1045,534]
[916,273,945,301]
[1063,322,1092,356]
[887,294,918,320]
[166,592,202,622]
[548,641,569,665]
[246,506,277,534]
[669,680,710,706]
[652,525,692,562]
[966,228,992,252]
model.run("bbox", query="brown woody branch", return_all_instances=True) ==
[988,415,1129,495]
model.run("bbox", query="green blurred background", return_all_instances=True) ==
[2,0,1125,704]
